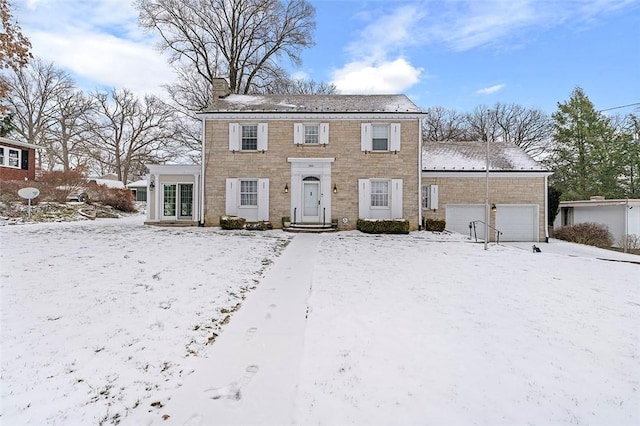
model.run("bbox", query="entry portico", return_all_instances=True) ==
[288,157,334,225]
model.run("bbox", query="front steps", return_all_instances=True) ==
[283,222,338,233]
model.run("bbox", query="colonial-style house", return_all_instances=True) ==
[422,140,552,242]
[0,137,40,182]
[146,79,550,241]
[147,79,426,230]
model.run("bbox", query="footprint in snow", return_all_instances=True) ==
[205,365,259,401]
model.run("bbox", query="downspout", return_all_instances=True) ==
[418,117,423,231]
[544,174,550,243]
[199,116,206,226]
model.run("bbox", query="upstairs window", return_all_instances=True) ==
[304,124,319,144]
[241,125,258,150]
[372,125,389,151]
[361,123,400,152]
[0,147,4,166]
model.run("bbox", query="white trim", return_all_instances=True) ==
[287,157,335,163]
[0,137,40,150]
[422,171,552,178]
[198,112,427,120]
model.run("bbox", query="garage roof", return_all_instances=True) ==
[423,140,548,172]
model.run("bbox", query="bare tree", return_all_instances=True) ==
[136,0,316,95]
[257,77,337,95]
[0,0,32,106]
[4,59,75,170]
[423,106,469,142]
[466,103,551,159]
[50,89,95,171]
[86,89,181,183]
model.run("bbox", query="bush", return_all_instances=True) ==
[424,218,446,232]
[0,180,67,204]
[220,216,246,230]
[618,234,640,251]
[357,219,410,234]
[86,185,136,212]
[244,221,273,231]
[554,222,614,248]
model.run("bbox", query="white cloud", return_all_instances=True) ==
[476,84,506,95]
[29,29,175,97]
[331,58,422,94]
[19,0,175,98]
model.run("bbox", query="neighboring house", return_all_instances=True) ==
[0,137,40,182]
[127,179,148,202]
[146,164,201,225]
[422,140,552,242]
[554,197,640,247]
[193,80,425,230]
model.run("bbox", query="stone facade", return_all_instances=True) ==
[203,118,422,230]
[422,174,547,241]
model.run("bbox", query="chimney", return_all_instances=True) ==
[212,78,231,100]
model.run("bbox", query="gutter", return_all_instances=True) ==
[200,117,206,226]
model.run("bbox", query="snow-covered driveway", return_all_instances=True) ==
[1,216,639,425]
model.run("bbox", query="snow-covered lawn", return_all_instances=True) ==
[1,216,639,425]
[1,216,291,425]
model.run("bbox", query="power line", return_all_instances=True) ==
[598,102,640,112]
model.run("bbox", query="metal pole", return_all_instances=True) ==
[484,136,490,250]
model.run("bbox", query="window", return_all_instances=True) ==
[0,147,4,165]
[241,125,258,150]
[304,124,319,144]
[422,186,428,208]
[240,180,258,206]
[372,125,389,151]
[371,180,389,207]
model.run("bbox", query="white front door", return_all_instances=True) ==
[302,181,320,222]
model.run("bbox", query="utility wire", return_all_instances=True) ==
[598,102,640,112]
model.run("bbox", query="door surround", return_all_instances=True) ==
[287,157,334,224]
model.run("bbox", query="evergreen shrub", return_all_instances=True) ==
[357,219,410,234]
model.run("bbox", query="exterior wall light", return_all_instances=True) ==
[149,176,155,191]
[333,184,337,193]
[491,203,497,212]
[284,183,289,193]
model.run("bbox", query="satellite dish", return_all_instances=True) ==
[18,187,40,200]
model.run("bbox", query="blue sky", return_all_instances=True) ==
[16,0,640,114]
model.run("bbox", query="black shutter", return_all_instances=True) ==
[21,150,29,170]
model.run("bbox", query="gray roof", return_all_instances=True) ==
[202,94,422,113]
[423,140,547,172]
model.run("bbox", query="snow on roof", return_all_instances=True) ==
[127,179,148,188]
[422,140,547,172]
[89,178,125,189]
[202,94,423,113]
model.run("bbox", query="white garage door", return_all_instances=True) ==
[446,204,486,240]
[495,204,539,242]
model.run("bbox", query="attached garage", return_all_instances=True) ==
[446,204,486,239]
[495,204,539,242]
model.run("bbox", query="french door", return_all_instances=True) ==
[162,183,193,220]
